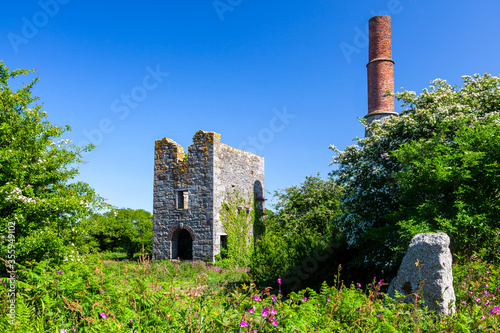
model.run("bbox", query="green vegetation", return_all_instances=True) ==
[84,208,153,258]
[218,191,255,268]
[331,74,500,280]
[0,61,104,269]
[2,61,500,331]
[0,251,499,331]
[250,175,344,292]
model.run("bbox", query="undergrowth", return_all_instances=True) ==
[0,250,499,332]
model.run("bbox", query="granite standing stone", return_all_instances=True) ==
[387,232,456,315]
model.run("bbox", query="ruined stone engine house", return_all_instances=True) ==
[152,130,264,261]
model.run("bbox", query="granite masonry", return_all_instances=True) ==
[388,233,456,315]
[152,130,264,262]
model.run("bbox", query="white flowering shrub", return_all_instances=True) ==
[0,62,105,268]
[331,74,500,275]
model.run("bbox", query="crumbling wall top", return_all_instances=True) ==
[193,130,221,146]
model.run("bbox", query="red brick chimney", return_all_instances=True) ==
[365,15,397,130]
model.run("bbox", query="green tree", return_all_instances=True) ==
[250,175,343,291]
[0,61,103,267]
[86,208,153,258]
[331,74,500,278]
[392,114,500,255]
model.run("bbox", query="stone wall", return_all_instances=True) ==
[153,131,217,261]
[212,141,265,256]
[153,130,264,262]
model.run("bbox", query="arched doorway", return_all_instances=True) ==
[168,224,196,260]
[175,229,193,260]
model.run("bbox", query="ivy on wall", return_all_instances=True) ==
[219,191,256,267]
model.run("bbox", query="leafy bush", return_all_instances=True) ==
[250,175,345,291]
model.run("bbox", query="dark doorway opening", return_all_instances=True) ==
[177,229,193,260]
[220,235,228,259]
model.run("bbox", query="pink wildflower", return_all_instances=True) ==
[262,306,270,317]
[490,306,500,314]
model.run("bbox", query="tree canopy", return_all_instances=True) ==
[85,208,153,258]
[330,74,500,277]
[0,61,103,267]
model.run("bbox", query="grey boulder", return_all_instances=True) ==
[387,232,455,314]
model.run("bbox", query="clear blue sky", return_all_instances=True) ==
[2,0,499,212]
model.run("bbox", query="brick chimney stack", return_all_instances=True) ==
[365,15,397,130]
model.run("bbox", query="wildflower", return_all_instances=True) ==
[100,312,107,319]
[481,316,485,320]
[356,283,361,288]
[302,297,307,302]
[60,330,67,333]
[271,318,278,326]
[277,278,282,284]
[327,298,330,302]
[270,308,277,315]
[262,306,270,317]
[254,296,261,302]
[490,306,500,314]
[240,321,249,327]
[475,298,481,303]
[271,295,277,302]
[249,305,255,314]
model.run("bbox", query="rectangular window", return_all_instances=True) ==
[176,190,189,209]
[220,235,228,259]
